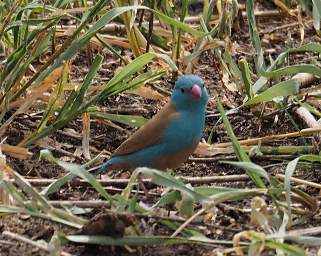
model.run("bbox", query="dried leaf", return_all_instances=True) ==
[50,7,87,16]
[216,0,223,19]
[74,147,84,158]
[0,149,11,205]
[28,64,37,74]
[250,197,272,228]
[82,112,91,160]
[127,86,167,101]
[222,70,239,92]
[194,141,234,156]
[8,66,64,111]
[273,0,297,16]
[0,144,32,159]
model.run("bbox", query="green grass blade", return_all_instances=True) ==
[284,155,321,216]
[41,173,74,196]
[100,53,157,91]
[65,234,239,246]
[261,64,321,79]
[194,186,243,196]
[0,205,20,216]
[221,161,270,183]
[90,112,148,127]
[253,43,321,93]
[37,63,69,131]
[67,54,104,115]
[40,150,113,203]
[41,154,103,196]
[138,168,210,203]
[150,191,181,208]
[245,79,299,106]
[209,188,267,203]
[239,58,254,99]
[246,0,263,71]
[1,181,35,212]
[216,95,265,187]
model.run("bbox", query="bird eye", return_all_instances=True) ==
[180,88,185,93]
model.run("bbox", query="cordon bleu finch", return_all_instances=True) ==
[95,74,209,175]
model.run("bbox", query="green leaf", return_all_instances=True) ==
[222,161,270,183]
[313,1,321,31]
[90,112,148,127]
[138,168,210,203]
[36,5,202,85]
[0,206,19,216]
[68,54,104,115]
[261,64,321,79]
[1,181,34,212]
[245,79,299,106]
[253,43,321,93]
[100,53,157,91]
[65,234,240,246]
[41,172,74,196]
[264,239,305,256]
[209,188,266,203]
[216,95,265,188]
[298,101,321,118]
[157,53,178,71]
[151,191,181,208]
[246,0,263,72]
[239,58,254,98]
[284,155,321,216]
[179,188,194,218]
[153,9,204,37]
[194,186,242,196]
[40,150,113,203]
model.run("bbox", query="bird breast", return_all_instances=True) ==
[162,110,204,153]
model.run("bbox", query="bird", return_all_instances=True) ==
[95,74,209,175]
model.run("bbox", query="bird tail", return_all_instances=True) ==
[93,160,112,176]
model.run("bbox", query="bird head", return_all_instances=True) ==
[172,75,208,110]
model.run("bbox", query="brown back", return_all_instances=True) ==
[113,101,180,156]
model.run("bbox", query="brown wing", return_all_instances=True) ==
[112,101,180,156]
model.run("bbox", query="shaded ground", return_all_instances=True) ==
[1,1,321,255]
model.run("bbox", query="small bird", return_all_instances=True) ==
[96,74,209,175]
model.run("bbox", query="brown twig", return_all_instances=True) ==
[276,174,321,190]
[145,10,154,54]
[261,22,300,34]
[171,208,206,238]
[214,127,321,148]
[241,10,282,18]
[283,226,321,237]
[0,239,16,246]
[23,174,250,188]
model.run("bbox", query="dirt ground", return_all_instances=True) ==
[1,1,321,255]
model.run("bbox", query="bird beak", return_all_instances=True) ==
[190,84,202,98]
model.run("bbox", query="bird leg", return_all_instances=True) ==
[137,173,149,199]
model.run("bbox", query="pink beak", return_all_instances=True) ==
[190,84,202,98]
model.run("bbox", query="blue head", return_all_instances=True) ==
[172,75,208,111]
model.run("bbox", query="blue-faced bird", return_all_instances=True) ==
[95,74,209,175]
